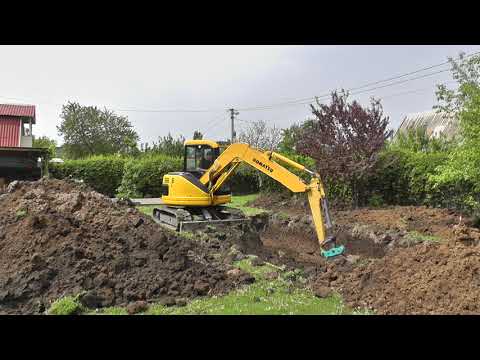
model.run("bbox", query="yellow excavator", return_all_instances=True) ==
[153,139,344,258]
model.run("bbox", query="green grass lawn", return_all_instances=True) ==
[49,258,372,315]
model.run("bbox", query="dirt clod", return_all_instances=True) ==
[127,301,149,314]
[313,284,332,298]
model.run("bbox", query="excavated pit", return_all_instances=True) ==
[249,193,480,314]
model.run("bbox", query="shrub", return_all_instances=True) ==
[225,165,259,195]
[365,148,449,207]
[117,154,182,198]
[50,155,126,197]
[48,295,85,315]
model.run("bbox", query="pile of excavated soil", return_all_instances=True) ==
[256,202,480,314]
[0,179,257,314]
[328,239,480,314]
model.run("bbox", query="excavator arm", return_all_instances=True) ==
[199,143,344,257]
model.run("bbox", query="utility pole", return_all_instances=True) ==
[229,108,239,143]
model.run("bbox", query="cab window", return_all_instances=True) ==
[184,145,217,173]
[186,146,196,170]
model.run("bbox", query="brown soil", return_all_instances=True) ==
[333,241,480,314]
[250,193,473,239]
[0,179,256,314]
[251,193,480,314]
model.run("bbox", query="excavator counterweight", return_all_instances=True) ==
[153,139,344,258]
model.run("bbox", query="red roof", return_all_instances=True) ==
[0,104,36,124]
[0,118,21,147]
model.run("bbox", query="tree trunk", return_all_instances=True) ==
[258,173,263,192]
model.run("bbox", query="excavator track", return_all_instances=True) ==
[152,205,249,232]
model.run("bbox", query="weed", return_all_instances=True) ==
[15,209,27,220]
[404,231,441,244]
[48,294,86,315]
[368,194,384,208]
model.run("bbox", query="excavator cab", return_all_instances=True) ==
[183,140,221,179]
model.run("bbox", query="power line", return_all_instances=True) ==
[0,50,477,115]
[236,118,254,124]
[379,80,458,101]
[236,80,460,124]
[204,117,228,135]
[236,50,480,112]
[114,107,225,113]
[238,68,452,112]
[206,120,229,139]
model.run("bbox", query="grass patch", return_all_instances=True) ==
[137,205,156,217]
[405,231,442,244]
[227,194,266,216]
[15,209,27,220]
[145,259,351,315]
[48,294,86,315]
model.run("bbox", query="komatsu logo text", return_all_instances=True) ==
[253,158,274,173]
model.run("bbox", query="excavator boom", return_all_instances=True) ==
[199,143,343,256]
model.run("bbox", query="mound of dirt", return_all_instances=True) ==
[331,239,480,314]
[259,210,480,314]
[0,179,255,314]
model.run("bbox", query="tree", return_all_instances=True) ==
[435,52,480,117]
[431,53,480,211]
[57,102,139,159]
[295,91,392,207]
[193,130,203,140]
[237,120,282,190]
[277,122,310,154]
[33,135,57,158]
[142,133,185,157]
[238,120,282,150]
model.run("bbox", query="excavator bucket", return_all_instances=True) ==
[321,245,345,258]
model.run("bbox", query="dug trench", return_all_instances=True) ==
[247,193,480,315]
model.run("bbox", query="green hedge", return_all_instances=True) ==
[116,154,183,198]
[364,148,450,208]
[225,165,259,195]
[49,155,126,197]
[49,146,474,214]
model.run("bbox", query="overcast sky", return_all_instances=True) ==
[1,45,478,145]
